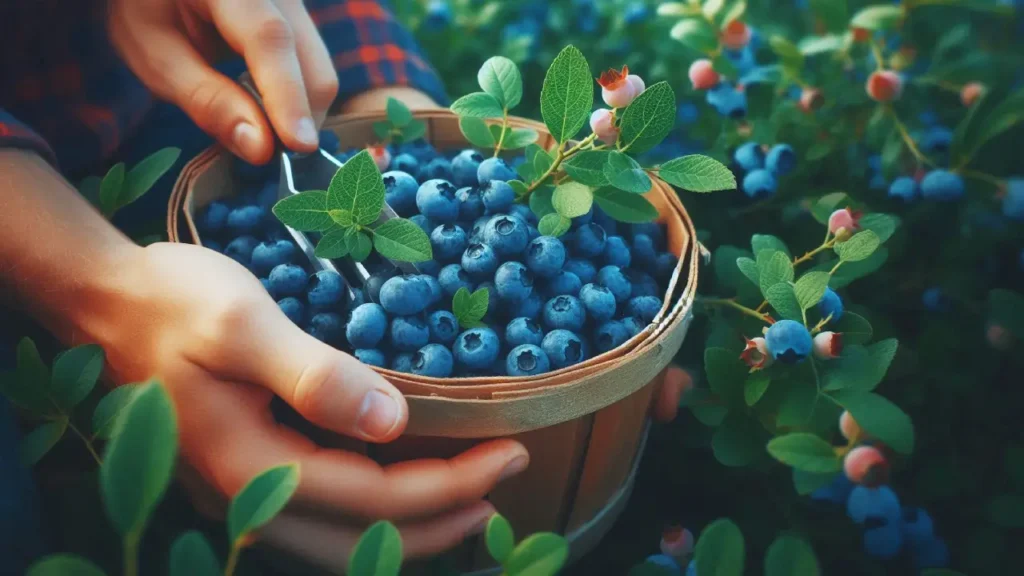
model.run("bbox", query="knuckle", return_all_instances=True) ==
[289,359,338,423]
[183,79,228,121]
[253,17,295,52]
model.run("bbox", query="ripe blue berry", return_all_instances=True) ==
[626,295,662,323]
[427,310,459,344]
[506,344,551,377]
[597,265,633,303]
[579,284,617,322]
[818,287,844,321]
[277,297,305,326]
[1002,178,1024,220]
[383,171,419,216]
[765,143,797,176]
[484,214,530,257]
[260,277,274,296]
[354,349,387,368]
[462,243,500,279]
[742,169,777,198]
[307,270,346,309]
[509,292,543,319]
[416,179,460,223]
[269,264,308,297]
[389,316,430,352]
[686,562,698,576]
[420,157,453,182]
[598,236,631,268]
[494,262,534,303]
[632,234,657,266]
[921,287,945,311]
[452,149,485,188]
[921,126,953,154]
[863,517,904,559]
[412,344,454,377]
[468,215,490,243]
[319,129,339,153]
[477,157,516,184]
[573,223,607,258]
[453,327,501,369]
[888,176,918,202]
[811,473,854,505]
[410,214,435,235]
[509,203,537,225]
[226,204,265,236]
[481,181,516,214]
[430,224,468,261]
[389,153,418,175]
[733,142,764,172]
[764,319,812,364]
[643,555,679,573]
[391,352,415,373]
[418,274,443,308]
[438,264,473,297]
[346,303,388,349]
[225,235,259,267]
[626,269,661,297]
[654,252,677,282]
[543,295,586,331]
[525,236,567,278]
[629,222,665,248]
[307,312,343,344]
[379,275,432,316]
[563,259,596,285]
[706,82,747,118]
[197,201,230,233]
[595,320,630,353]
[506,317,544,347]
[846,485,901,524]
[251,240,297,276]
[543,271,582,298]
[920,170,964,201]
[542,329,587,369]
[456,187,485,222]
[901,507,934,544]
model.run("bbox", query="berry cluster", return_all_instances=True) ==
[684,20,760,119]
[641,525,696,575]
[197,138,676,379]
[729,141,799,199]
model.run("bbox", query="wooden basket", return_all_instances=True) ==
[168,110,699,574]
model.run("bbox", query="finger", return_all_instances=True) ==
[652,366,692,423]
[209,0,319,151]
[272,0,339,125]
[261,501,495,572]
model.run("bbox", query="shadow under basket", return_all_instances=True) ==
[168,110,700,575]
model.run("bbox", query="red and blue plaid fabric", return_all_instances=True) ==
[0,0,447,179]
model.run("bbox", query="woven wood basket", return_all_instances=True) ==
[168,110,699,574]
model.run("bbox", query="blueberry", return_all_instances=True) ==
[629,222,665,249]
[509,292,543,319]
[1001,178,1024,220]
[888,176,918,202]
[348,287,367,310]
[901,507,934,544]
[203,239,223,253]
[418,260,441,277]
[563,259,596,284]
[632,234,658,267]
[591,206,618,237]
[597,266,632,303]
[269,264,309,297]
[409,216,434,237]
[733,142,765,172]
[411,344,454,377]
[453,327,501,369]
[625,269,661,297]
[706,82,747,118]
[225,235,260,267]
[494,262,534,302]
[355,349,387,368]
[234,156,276,184]
[621,316,646,336]
[391,352,415,373]
[438,264,473,297]
[383,171,419,216]
[506,317,544,347]
[654,253,677,282]
[430,224,468,262]
[921,287,945,311]
[509,203,537,225]
[427,310,460,344]
[920,170,964,201]
[595,321,630,353]
[525,236,567,278]
[420,157,453,182]
[626,295,662,323]
[301,271,343,312]
[506,344,551,377]
[483,215,530,257]
[603,236,632,268]
[416,179,460,223]
[452,149,485,187]
[260,277,274,296]
[846,485,901,524]
[764,319,812,364]
[541,329,587,369]
[743,169,777,198]
[418,274,443,308]
[390,153,419,174]
[543,295,586,331]
[277,297,305,326]
[579,284,616,323]
[544,271,583,297]
[469,215,491,243]
[573,223,607,258]
[477,157,516,184]
[364,270,395,305]
[456,187,486,221]
[811,473,854,505]
[197,201,230,233]
[818,287,844,321]
[226,205,265,236]
[251,240,296,275]
[570,206,594,229]
[306,312,344,343]
[462,243,500,279]
[863,517,904,559]
[644,555,680,573]
[481,181,516,214]
[390,316,430,352]
[765,144,797,176]
[921,126,953,154]
[380,275,433,316]
[346,303,388,349]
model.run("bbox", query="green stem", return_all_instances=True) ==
[870,39,886,71]
[810,358,823,394]
[792,239,837,266]
[829,260,845,275]
[492,111,509,158]
[959,169,1004,190]
[67,420,102,466]
[124,533,139,576]
[700,297,774,324]
[524,133,599,196]
[887,106,934,167]
[225,544,242,576]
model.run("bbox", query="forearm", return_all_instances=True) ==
[0,149,140,343]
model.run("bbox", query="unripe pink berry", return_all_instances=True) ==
[660,525,695,559]
[598,66,638,108]
[961,82,985,107]
[628,74,646,97]
[813,331,843,359]
[688,59,720,91]
[799,88,824,112]
[866,71,903,102]
[368,145,391,172]
[844,445,889,487]
[839,411,861,441]
[828,207,862,238]
[740,336,772,370]
[721,20,751,50]
[851,27,871,43]
[987,323,1013,351]
[590,109,618,143]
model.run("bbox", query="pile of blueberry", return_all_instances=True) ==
[195,135,677,379]
[729,141,798,199]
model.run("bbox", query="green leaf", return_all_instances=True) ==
[745,373,771,406]
[703,0,726,20]
[122,148,180,208]
[92,386,139,440]
[373,121,392,141]
[776,378,821,429]
[563,150,613,187]
[618,82,675,155]
[794,272,831,311]
[78,175,102,208]
[350,230,373,262]
[810,0,848,32]
[832,312,872,344]
[99,162,126,217]
[988,289,1024,339]
[793,470,840,496]
[766,433,841,473]
[859,213,900,244]
[850,5,905,31]
[770,35,805,73]
[799,34,847,56]
[170,531,220,576]
[659,155,736,192]
[834,231,880,262]
[329,209,354,227]
[528,144,556,181]
[704,347,746,407]
[0,339,54,415]
[751,235,791,258]
[100,380,178,537]
[315,227,353,259]
[669,18,720,54]
[371,218,432,262]
[505,533,569,576]
[227,463,300,543]
[509,180,529,198]
[453,287,490,329]
[485,514,515,564]
[712,413,764,467]
[721,1,747,25]
[758,251,794,295]
[827,248,888,288]
[501,128,540,149]
[764,536,820,576]
[592,187,659,223]
[822,339,897,392]
[765,284,803,321]
[450,92,505,118]
[736,257,759,287]
[21,419,67,466]
[831,391,913,454]
[538,213,571,237]
[810,192,850,225]
[552,182,593,218]
[27,555,108,576]
[386,97,412,128]
[961,86,1024,163]
[327,150,385,226]
[460,117,497,148]
[694,518,745,576]
[605,152,652,193]
[478,56,522,109]
[540,45,593,144]
[400,120,426,142]
[348,521,403,576]
[880,130,903,181]
[530,187,555,218]
[272,191,333,232]
[49,344,104,410]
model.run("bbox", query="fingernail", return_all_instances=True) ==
[295,116,318,147]
[232,122,262,161]
[499,455,528,482]
[357,390,401,440]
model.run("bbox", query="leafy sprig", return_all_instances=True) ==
[452,286,490,329]
[373,98,427,144]
[78,147,181,221]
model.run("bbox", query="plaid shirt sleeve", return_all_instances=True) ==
[0,109,58,166]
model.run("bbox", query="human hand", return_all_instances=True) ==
[107,0,340,165]
[651,365,693,423]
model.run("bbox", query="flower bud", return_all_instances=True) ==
[598,66,638,108]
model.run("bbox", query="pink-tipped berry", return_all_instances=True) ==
[590,109,618,143]
[688,59,720,91]
[799,88,824,112]
[828,207,862,240]
[721,20,751,50]
[844,445,889,487]
[986,323,1013,351]
[368,145,391,172]
[740,336,772,371]
[961,82,985,107]
[813,331,843,359]
[839,411,862,441]
[851,27,871,43]
[598,66,638,108]
[660,525,695,559]
[866,71,903,102]
[628,74,646,96]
